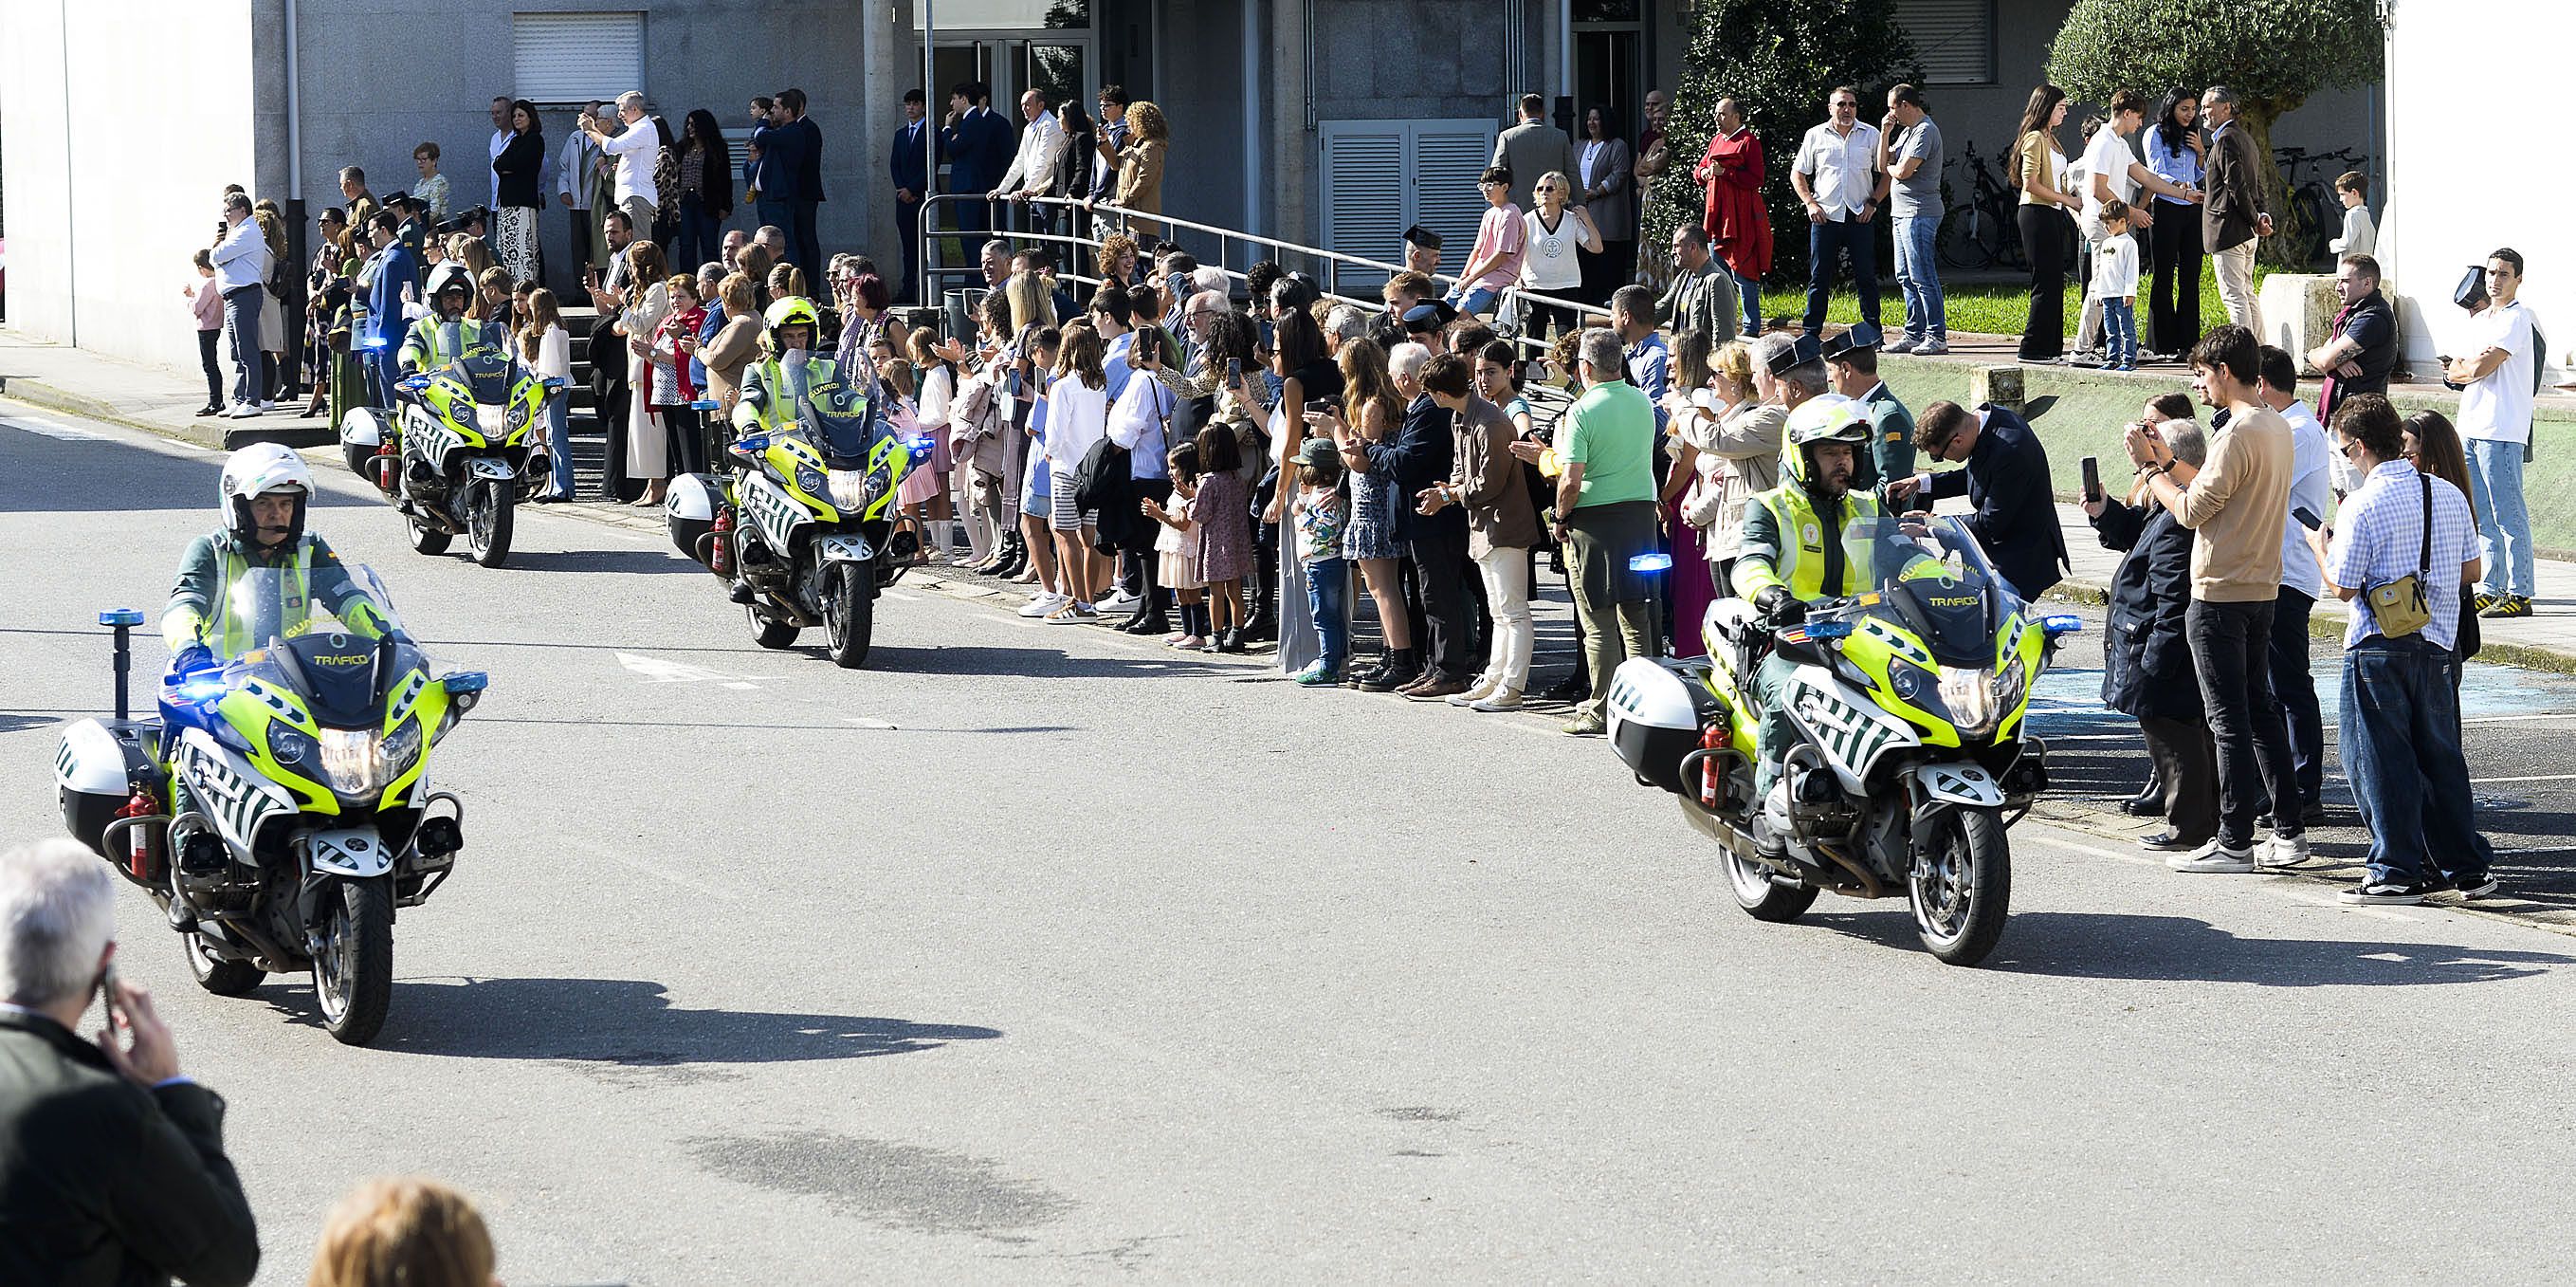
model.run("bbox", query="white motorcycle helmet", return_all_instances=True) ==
[219,442,316,548]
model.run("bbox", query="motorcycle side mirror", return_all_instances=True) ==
[2041,615,2084,637]
[1627,552,1672,574]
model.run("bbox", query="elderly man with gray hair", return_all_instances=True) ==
[1516,327,1662,734]
[579,90,664,237]
[0,840,259,1286]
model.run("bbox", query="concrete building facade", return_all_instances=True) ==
[6,0,2377,374]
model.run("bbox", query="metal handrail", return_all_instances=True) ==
[914,193,1611,361]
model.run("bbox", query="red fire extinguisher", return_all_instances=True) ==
[1698,720,1730,810]
[708,506,736,577]
[116,787,162,881]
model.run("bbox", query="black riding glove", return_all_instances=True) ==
[1755,587,1807,626]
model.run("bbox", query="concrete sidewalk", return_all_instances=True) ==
[12,323,2576,670]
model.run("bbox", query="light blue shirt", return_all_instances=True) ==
[2326,460,2477,650]
[1624,333,1671,432]
[2142,126,2201,208]
[1104,330,1136,401]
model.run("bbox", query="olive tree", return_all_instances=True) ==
[1642,0,1919,296]
[2048,0,2383,264]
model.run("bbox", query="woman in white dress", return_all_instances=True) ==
[616,241,672,506]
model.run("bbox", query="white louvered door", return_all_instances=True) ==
[513,11,647,106]
[1319,119,1498,297]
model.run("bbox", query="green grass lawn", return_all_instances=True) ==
[1811,260,2270,341]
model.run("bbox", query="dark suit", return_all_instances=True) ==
[791,115,826,274]
[941,107,1014,236]
[1856,381,1916,494]
[0,1011,259,1287]
[2093,497,2215,842]
[1367,395,1472,678]
[1923,404,2067,601]
[889,117,935,302]
[2201,123,2266,254]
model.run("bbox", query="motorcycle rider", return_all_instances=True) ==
[1728,396,1885,854]
[396,273,502,380]
[723,297,855,603]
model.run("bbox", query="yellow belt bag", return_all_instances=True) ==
[2365,474,2433,639]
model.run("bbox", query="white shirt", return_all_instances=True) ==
[997,111,1069,196]
[2275,399,2331,598]
[490,127,511,207]
[532,324,572,382]
[210,217,271,292]
[2089,233,2139,299]
[2080,125,2138,227]
[2457,301,2537,445]
[1042,372,1111,466]
[2331,205,2376,257]
[1793,120,1880,220]
[599,118,662,208]
[1521,207,1583,290]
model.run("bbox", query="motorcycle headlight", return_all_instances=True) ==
[1888,658,1930,705]
[383,720,424,779]
[316,728,389,797]
[828,468,882,510]
[267,725,316,768]
[798,463,832,500]
[505,398,533,433]
[1937,665,2000,738]
[1995,657,2028,719]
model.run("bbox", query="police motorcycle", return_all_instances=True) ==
[338,275,550,567]
[1605,514,2076,966]
[665,301,923,669]
[54,459,485,1045]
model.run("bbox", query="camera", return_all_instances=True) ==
[433,205,492,237]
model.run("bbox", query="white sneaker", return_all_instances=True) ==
[1882,336,1919,355]
[257,399,278,412]
[2167,839,2257,873]
[1911,340,1949,356]
[2269,833,2312,868]
[1469,687,1526,712]
[1048,601,1100,623]
[1447,674,1502,707]
[225,403,261,418]
[1096,590,1142,614]
[1015,593,1069,617]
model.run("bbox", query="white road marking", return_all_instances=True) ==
[2469,774,2576,784]
[883,591,922,602]
[615,652,760,689]
[4,416,100,441]
[2460,712,2576,726]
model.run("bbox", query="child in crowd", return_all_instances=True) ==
[1143,441,1208,648]
[1191,421,1254,653]
[2092,200,2141,372]
[1290,438,1351,686]
[186,249,227,416]
[2330,171,2376,258]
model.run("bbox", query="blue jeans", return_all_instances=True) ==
[1448,285,1499,317]
[678,198,724,273]
[2100,297,2137,366]
[1732,270,1763,333]
[222,285,265,405]
[543,392,575,499]
[2342,636,2495,888]
[1891,213,1945,341]
[791,201,822,275]
[1305,557,1350,674]
[1803,217,1878,336]
[2465,437,2534,597]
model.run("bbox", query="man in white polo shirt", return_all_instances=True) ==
[1791,85,1887,340]
[2077,90,2200,361]
[578,91,662,239]
[2447,248,2539,617]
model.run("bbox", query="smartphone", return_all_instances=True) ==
[2080,455,2101,502]
[2292,506,2323,531]
[1305,398,1335,416]
[1226,357,1243,388]
[98,961,119,1023]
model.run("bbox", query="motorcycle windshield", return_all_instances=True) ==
[1839,517,2013,666]
[797,387,879,468]
[218,563,405,659]
[444,348,514,404]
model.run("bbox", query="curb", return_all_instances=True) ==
[0,377,332,453]
[2048,575,2576,677]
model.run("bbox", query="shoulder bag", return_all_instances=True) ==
[2364,473,2434,639]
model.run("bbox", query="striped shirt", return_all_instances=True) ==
[2325,460,2478,650]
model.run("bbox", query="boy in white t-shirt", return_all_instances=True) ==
[2091,200,2142,371]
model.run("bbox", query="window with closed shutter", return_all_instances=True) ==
[1891,0,1995,86]
[1318,119,1499,295]
[514,11,647,106]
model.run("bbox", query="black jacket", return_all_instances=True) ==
[493,131,546,209]
[2092,498,2201,722]
[1927,404,2067,602]
[1366,394,1463,542]
[0,1012,258,1287]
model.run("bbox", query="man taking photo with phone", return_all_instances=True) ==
[0,839,260,1286]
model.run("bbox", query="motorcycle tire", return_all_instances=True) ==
[747,603,800,650]
[1725,850,1818,922]
[1909,806,2011,966]
[408,513,452,557]
[343,444,374,480]
[826,562,873,670]
[312,876,394,1046]
[182,929,265,997]
[467,479,514,568]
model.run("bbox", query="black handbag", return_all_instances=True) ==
[2452,265,2489,311]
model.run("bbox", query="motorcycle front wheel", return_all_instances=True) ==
[466,478,514,567]
[312,876,394,1045]
[1909,806,2011,965]
[747,603,800,650]
[825,563,874,670]
[182,929,265,997]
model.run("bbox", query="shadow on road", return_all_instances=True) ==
[256,976,1002,1061]
[860,642,1245,680]
[480,547,697,575]
[1807,910,2576,985]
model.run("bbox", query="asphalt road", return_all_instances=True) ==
[8,404,2576,1283]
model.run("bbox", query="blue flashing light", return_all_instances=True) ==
[98,608,145,628]
[1806,619,1855,639]
[905,434,937,454]
[1627,552,1673,574]
[171,678,228,703]
[357,336,390,351]
[2042,614,2085,636]
[689,399,722,412]
[441,671,490,695]
[733,434,770,454]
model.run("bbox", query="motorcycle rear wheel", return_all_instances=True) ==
[182,929,265,997]
[1909,806,2011,965]
[825,563,874,670]
[312,876,394,1045]
[1726,850,1819,922]
[408,512,452,556]
[466,479,514,567]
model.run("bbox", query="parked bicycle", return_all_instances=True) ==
[2275,145,2362,267]
[1936,139,2026,273]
